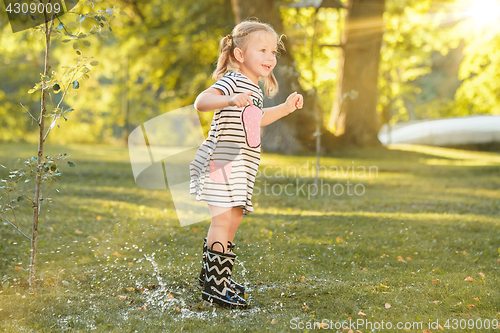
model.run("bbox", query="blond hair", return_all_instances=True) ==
[212,19,285,98]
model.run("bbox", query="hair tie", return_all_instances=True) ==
[226,34,233,46]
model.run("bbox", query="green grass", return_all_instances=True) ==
[0,142,499,332]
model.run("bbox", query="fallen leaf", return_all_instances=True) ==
[423,330,432,333]
[478,272,485,279]
[381,254,386,258]
[433,301,439,305]
[380,284,388,289]
[113,252,121,257]
[385,303,391,309]
[128,262,133,266]
[468,304,474,308]
[432,279,440,284]
[271,319,277,324]
[167,293,175,299]
[15,266,22,271]
[358,310,366,316]
[127,287,134,291]
[473,297,479,301]
[175,307,180,311]
[336,236,343,243]
[406,257,412,261]
[316,322,327,328]
[302,305,309,310]
[96,215,102,220]
[348,330,354,333]
[464,276,473,282]
[438,324,444,330]
[75,230,82,234]
[397,255,405,262]
[118,295,127,300]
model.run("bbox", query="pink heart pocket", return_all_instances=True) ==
[241,104,263,148]
[209,160,232,183]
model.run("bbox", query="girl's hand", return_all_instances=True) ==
[228,92,253,108]
[284,92,303,114]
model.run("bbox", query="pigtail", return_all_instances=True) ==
[263,71,279,98]
[212,35,235,81]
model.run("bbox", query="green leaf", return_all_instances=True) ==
[66,108,74,112]
[57,23,64,30]
[62,39,72,43]
[17,196,24,202]
[82,40,91,47]
[90,61,99,66]
[79,15,86,23]
[31,157,37,162]
[53,83,61,93]
[76,49,82,56]
[63,116,67,121]
[50,164,57,172]
[73,42,79,50]
[67,161,75,167]
[72,81,79,89]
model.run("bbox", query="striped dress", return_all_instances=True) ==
[189,71,264,215]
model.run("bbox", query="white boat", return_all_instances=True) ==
[378,115,500,146]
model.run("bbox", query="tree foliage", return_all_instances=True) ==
[1,0,499,147]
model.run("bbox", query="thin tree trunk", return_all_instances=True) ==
[329,0,385,147]
[30,17,54,287]
[123,55,130,146]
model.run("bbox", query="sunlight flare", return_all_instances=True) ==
[465,0,500,24]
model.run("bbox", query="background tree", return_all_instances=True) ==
[329,0,386,147]
[0,0,112,286]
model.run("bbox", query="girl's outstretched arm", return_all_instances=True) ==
[194,88,253,112]
[261,92,303,127]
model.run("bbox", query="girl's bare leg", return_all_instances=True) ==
[227,207,243,254]
[206,205,233,253]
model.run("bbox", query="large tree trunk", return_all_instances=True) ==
[329,0,385,147]
[231,0,339,154]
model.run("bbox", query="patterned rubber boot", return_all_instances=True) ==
[202,241,248,308]
[227,241,245,295]
[198,238,245,295]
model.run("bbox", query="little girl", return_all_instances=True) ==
[189,19,303,308]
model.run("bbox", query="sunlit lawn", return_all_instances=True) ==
[0,142,499,332]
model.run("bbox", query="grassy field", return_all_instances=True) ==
[0,142,499,332]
